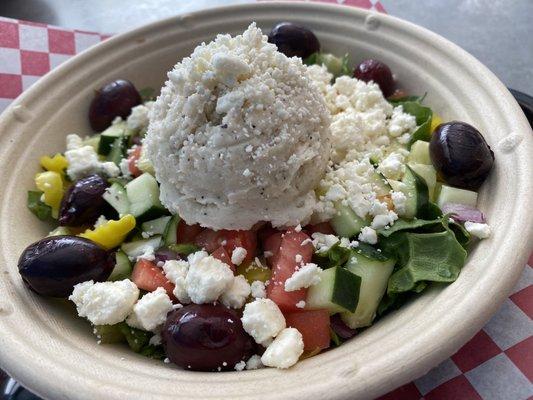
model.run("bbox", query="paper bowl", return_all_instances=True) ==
[0,3,531,399]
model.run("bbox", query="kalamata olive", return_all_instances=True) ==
[18,236,115,297]
[267,22,320,59]
[429,121,494,190]
[353,59,395,97]
[162,304,254,371]
[88,79,141,132]
[58,174,108,227]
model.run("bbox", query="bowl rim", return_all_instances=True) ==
[0,2,532,400]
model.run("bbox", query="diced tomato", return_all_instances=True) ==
[285,310,331,351]
[176,220,204,244]
[131,259,176,300]
[127,146,143,177]
[267,229,314,312]
[257,223,279,244]
[262,231,282,262]
[195,229,257,265]
[211,246,236,274]
[306,222,335,235]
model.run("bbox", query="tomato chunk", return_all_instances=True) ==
[267,229,313,312]
[127,146,142,177]
[176,220,204,244]
[195,229,257,265]
[285,310,331,351]
[131,259,175,299]
[306,222,335,235]
[262,231,282,261]
[211,246,236,274]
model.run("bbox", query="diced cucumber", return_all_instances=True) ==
[121,235,162,258]
[369,171,392,196]
[47,226,71,237]
[141,216,171,236]
[408,163,437,201]
[437,185,478,208]
[306,266,361,314]
[108,250,133,281]
[83,134,101,152]
[330,203,368,238]
[408,140,431,165]
[341,251,396,328]
[401,166,429,219]
[125,173,167,222]
[137,147,155,175]
[117,323,151,352]
[93,324,125,344]
[107,137,126,165]
[103,182,130,217]
[98,121,134,156]
[388,179,407,193]
[163,215,180,246]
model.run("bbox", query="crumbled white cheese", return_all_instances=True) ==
[391,190,407,216]
[241,298,286,345]
[65,145,102,180]
[295,300,306,309]
[94,215,108,228]
[220,275,251,309]
[231,247,248,266]
[358,226,378,244]
[284,263,322,292]
[119,157,131,178]
[250,280,266,299]
[126,102,153,131]
[388,106,417,137]
[126,287,173,331]
[234,360,247,371]
[377,152,405,180]
[370,210,398,230]
[464,222,491,239]
[185,255,234,304]
[149,334,162,346]
[66,133,84,150]
[136,246,155,262]
[261,328,304,369]
[69,279,139,325]
[162,260,191,304]
[245,354,264,370]
[101,161,120,178]
[311,232,339,252]
[295,254,303,263]
[187,250,209,266]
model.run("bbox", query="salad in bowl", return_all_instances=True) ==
[18,22,495,372]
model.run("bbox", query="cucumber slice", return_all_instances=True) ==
[107,137,126,165]
[125,173,167,222]
[47,226,71,237]
[103,182,130,217]
[401,166,429,219]
[330,203,368,238]
[341,251,396,328]
[108,250,133,281]
[83,134,101,152]
[98,121,134,156]
[93,324,125,344]
[163,215,180,246]
[408,163,437,201]
[369,171,392,196]
[141,216,171,236]
[121,235,162,258]
[437,185,478,208]
[306,266,361,314]
[408,140,431,165]
[118,323,151,353]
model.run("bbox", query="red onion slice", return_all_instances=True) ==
[330,314,357,340]
[441,203,485,223]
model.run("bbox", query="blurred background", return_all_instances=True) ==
[0,0,532,94]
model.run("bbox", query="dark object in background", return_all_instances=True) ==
[88,79,141,132]
[429,121,494,191]
[268,22,320,59]
[58,174,108,227]
[18,236,114,297]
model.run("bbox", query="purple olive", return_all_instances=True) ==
[353,59,395,97]
[162,304,254,371]
[268,22,320,59]
[18,236,114,298]
[58,174,108,227]
[88,79,141,132]
[429,121,494,190]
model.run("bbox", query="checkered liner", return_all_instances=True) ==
[0,0,532,398]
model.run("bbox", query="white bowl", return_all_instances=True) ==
[0,3,531,399]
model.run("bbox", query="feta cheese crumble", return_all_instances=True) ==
[69,279,139,325]
[311,232,339,252]
[358,226,378,244]
[126,287,173,331]
[284,263,322,292]
[250,280,267,299]
[185,255,234,304]
[219,275,251,309]
[261,328,304,369]
[162,260,190,304]
[245,354,264,370]
[464,222,491,239]
[231,247,248,266]
[241,298,286,345]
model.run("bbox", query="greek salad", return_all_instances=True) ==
[18,22,494,372]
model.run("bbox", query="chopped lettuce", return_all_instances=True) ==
[138,87,156,102]
[27,190,53,221]
[304,52,351,78]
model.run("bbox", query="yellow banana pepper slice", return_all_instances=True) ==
[34,171,64,218]
[40,154,68,175]
[79,214,136,250]
[430,114,443,133]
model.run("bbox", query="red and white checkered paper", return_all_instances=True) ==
[0,1,532,399]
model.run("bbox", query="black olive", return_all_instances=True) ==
[267,22,320,59]
[353,59,395,97]
[18,236,115,298]
[429,121,494,190]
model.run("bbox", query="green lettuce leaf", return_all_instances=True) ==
[27,190,52,221]
[304,52,351,78]
[313,242,351,269]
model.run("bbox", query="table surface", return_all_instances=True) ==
[0,0,532,95]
